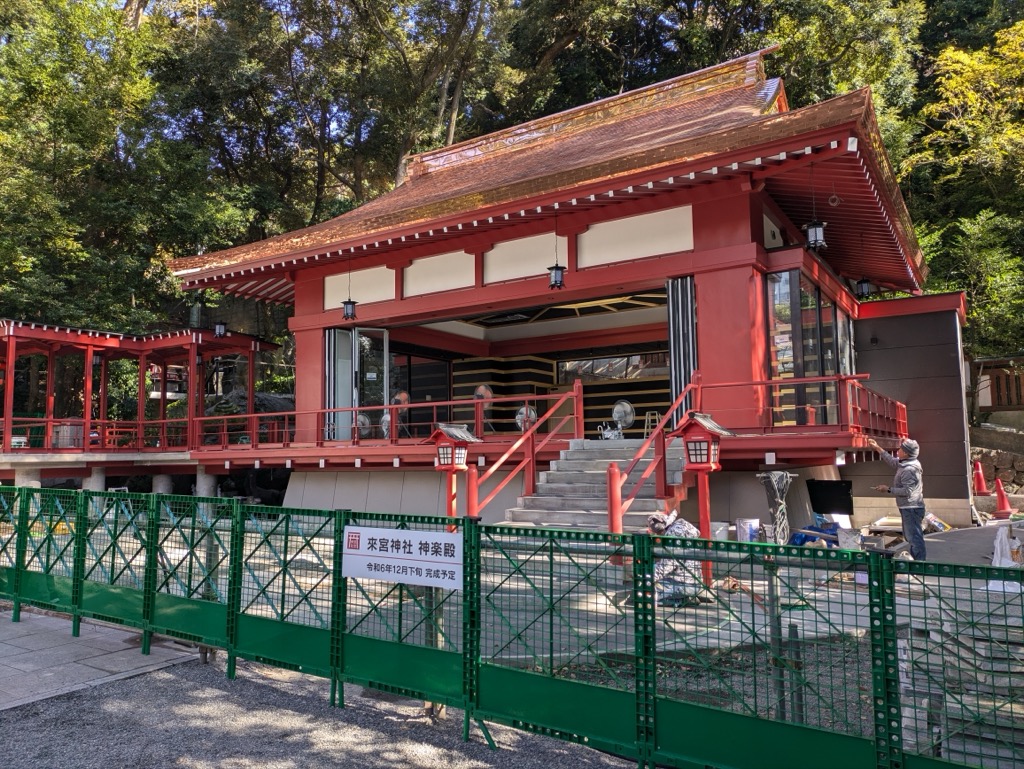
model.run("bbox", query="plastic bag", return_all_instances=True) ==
[987,527,1023,592]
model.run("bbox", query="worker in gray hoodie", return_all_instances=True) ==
[867,437,926,560]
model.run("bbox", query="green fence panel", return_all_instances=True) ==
[644,537,877,768]
[145,494,233,647]
[891,559,1024,769]
[75,490,151,629]
[230,505,337,676]
[474,526,639,756]
[340,512,466,706]
[0,486,18,599]
[1,484,1016,769]
[14,488,80,612]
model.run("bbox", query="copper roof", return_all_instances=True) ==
[173,49,925,302]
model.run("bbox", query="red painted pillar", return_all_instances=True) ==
[83,346,94,450]
[573,378,584,439]
[292,328,324,444]
[188,343,200,449]
[44,346,55,449]
[138,352,148,423]
[446,469,457,518]
[466,466,479,519]
[247,350,257,444]
[607,463,622,535]
[2,333,15,451]
[697,471,713,585]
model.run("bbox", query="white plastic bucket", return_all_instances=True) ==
[711,521,730,541]
[735,518,760,543]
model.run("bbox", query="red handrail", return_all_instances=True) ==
[606,373,702,534]
[465,380,584,519]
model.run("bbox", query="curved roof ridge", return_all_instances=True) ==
[405,48,780,181]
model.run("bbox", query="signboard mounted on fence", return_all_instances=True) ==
[341,525,463,590]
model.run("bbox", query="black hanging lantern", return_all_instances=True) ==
[548,261,565,290]
[549,227,565,289]
[342,298,358,321]
[804,164,826,250]
[213,322,227,337]
[803,220,826,251]
[855,278,873,298]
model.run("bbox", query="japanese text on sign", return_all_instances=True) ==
[341,525,463,589]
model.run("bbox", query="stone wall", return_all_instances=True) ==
[971,446,1024,494]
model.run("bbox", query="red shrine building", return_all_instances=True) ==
[0,50,971,531]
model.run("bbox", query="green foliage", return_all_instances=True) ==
[922,211,1024,356]
[905,18,1024,358]
[908,21,1024,190]
[1,0,1023,366]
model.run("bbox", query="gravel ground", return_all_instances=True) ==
[0,656,634,769]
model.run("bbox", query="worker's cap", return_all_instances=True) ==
[899,439,919,458]
[647,510,678,534]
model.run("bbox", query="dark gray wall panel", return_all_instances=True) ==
[850,310,970,499]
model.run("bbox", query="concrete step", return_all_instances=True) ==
[558,446,686,462]
[540,469,683,486]
[504,507,651,530]
[549,457,684,473]
[533,482,662,498]
[503,438,682,531]
[975,493,1024,514]
[516,495,665,512]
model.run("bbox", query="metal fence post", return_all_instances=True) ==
[330,509,348,707]
[70,491,89,638]
[868,552,904,769]
[632,533,656,768]
[11,487,30,622]
[141,492,161,655]
[225,498,244,679]
[462,517,481,742]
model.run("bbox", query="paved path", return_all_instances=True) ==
[0,607,196,710]
[925,520,1017,565]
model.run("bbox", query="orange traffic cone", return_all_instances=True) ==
[973,461,992,496]
[992,479,1018,519]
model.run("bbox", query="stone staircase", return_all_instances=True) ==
[504,439,687,530]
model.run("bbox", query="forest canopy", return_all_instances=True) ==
[0,0,1022,359]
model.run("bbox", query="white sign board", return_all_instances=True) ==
[341,525,463,590]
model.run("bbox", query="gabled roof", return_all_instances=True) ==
[172,49,925,302]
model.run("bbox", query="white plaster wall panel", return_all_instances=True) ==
[362,471,410,513]
[484,233,560,284]
[324,265,394,310]
[282,469,523,521]
[397,472,445,514]
[578,206,693,268]
[405,250,475,296]
[333,472,370,511]
[279,472,317,509]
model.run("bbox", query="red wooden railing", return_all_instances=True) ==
[465,380,584,519]
[605,372,908,534]
[698,373,906,437]
[0,381,586,460]
[605,373,702,536]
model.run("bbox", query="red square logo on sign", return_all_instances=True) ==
[346,531,361,551]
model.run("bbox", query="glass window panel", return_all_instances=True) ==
[799,275,820,377]
[767,272,794,379]
[836,309,853,376]
[557,353,669,385]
